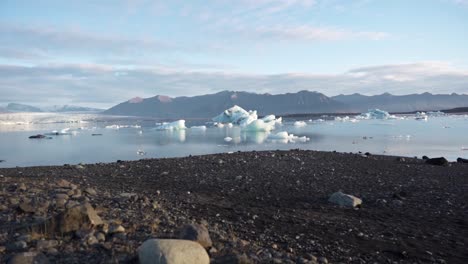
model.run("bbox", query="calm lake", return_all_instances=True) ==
[0,112,467,168]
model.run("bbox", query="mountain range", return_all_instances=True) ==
[103,90,468,118]
[4,103,103,113]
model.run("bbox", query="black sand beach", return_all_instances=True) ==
[0,150,467,263]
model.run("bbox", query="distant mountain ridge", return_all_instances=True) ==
[5,103,103,113]
[331,92,468,112]
[103,90,351,118]
[104,90,468,118]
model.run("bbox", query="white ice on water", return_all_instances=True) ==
[268,131,310,143]
[293,121,307,127]
[415,112,428,121]
[427,111,445,116]
[190,125,207,130]
[224,137,233,142]
[212,105,281,132]
[357,109,397,120]
[156,120,187,130]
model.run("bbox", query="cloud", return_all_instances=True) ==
[245,24,388,41]
[1,62,466,108]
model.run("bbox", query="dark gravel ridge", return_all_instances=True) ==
[0,150,467,263]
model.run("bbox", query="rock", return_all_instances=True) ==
[212,253,252,264]
[96,232,106,242]
[109,224,125,234]
[86,235,99,246]
[318,257,328,264]
[457,157,468,163]
[178,224,212,248]
[138,239,210,264]
[7,252,49,264]
[84,188,97,195]
[44,203,103,234]
[18,183,27,192]
[6,240,28,251]
[28,134,47,139]
[55,179,72,188]
[426,157,449,166]
[328,192,362,207]
[18,202,36,213]
[36,240,58,250]
[19,198,49,214]
[422,155,429,160]
[396,157,405,162]
[55,193,69,200]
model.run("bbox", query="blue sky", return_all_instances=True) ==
[1,0,467,107]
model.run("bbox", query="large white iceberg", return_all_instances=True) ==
[212,105,280,131]
[358,109,397,120]
[156,120,187,130]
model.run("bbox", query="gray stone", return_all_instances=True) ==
[328,191,362,207]
[55,179,71,188]
[109,224,125,234]
[7,241,27,251]
[138,239,210,264]
[84,188,97,196]
[46,203,103,234]
[36,240,58,250]
[178,224,212,248]
[8,252,49,264]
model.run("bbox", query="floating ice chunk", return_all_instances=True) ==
[358,109,397,120]
[243,119,275,132]
[213,105,280,131]
[215,123,224,128]
[261,115,276,123]
[224,137,233,142]
[294,121,307,127]
[212,105,256,125]
[137,149,146,155]
[335,116,350,122]
[415,112,428,121]
[190,125,207,130]
[156,120,187,130]
[427,111,445,116]
[275,117,282,124]
[268,131,310,143]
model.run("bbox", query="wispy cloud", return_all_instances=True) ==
[1,62,466,107]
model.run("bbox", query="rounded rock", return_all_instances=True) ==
[138,239,210,264]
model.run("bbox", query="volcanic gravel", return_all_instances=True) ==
[0,150,467,263]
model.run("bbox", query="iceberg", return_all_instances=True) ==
[268,131,310,143]
[212,105,281,131]
[415,112,428,121]
[224,136,233,142]
[358,109,397,120]
[243,119,275,132]
[190,125,207,130]
[294,121,307,127]
[156,120,187,130]
[427,111,445,116]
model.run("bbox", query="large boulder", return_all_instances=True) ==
[426,157,448,166]
[457,157,468,163]
[138,239,210,264]
[328,192,362,207]
[178,224,212,248]
[27,203,103,235]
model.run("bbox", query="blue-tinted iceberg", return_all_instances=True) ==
[358,109,397,120]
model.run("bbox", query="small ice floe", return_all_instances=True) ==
[224,137,233,142]
[105,124,122,129]
[268,131,310,143]
[156,120,187,130]
[138,130,143,134]
[427,111,445,117]
[357,109,397,120]
[47,128,71,135]
[294,121,307,127]
[190,125,207,130]
[137,149,146,156]
[334,116,350,122]
[415,112,428,121]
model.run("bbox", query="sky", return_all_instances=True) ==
[1,0,467,108]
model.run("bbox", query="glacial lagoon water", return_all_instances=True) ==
[0,112,467,168]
